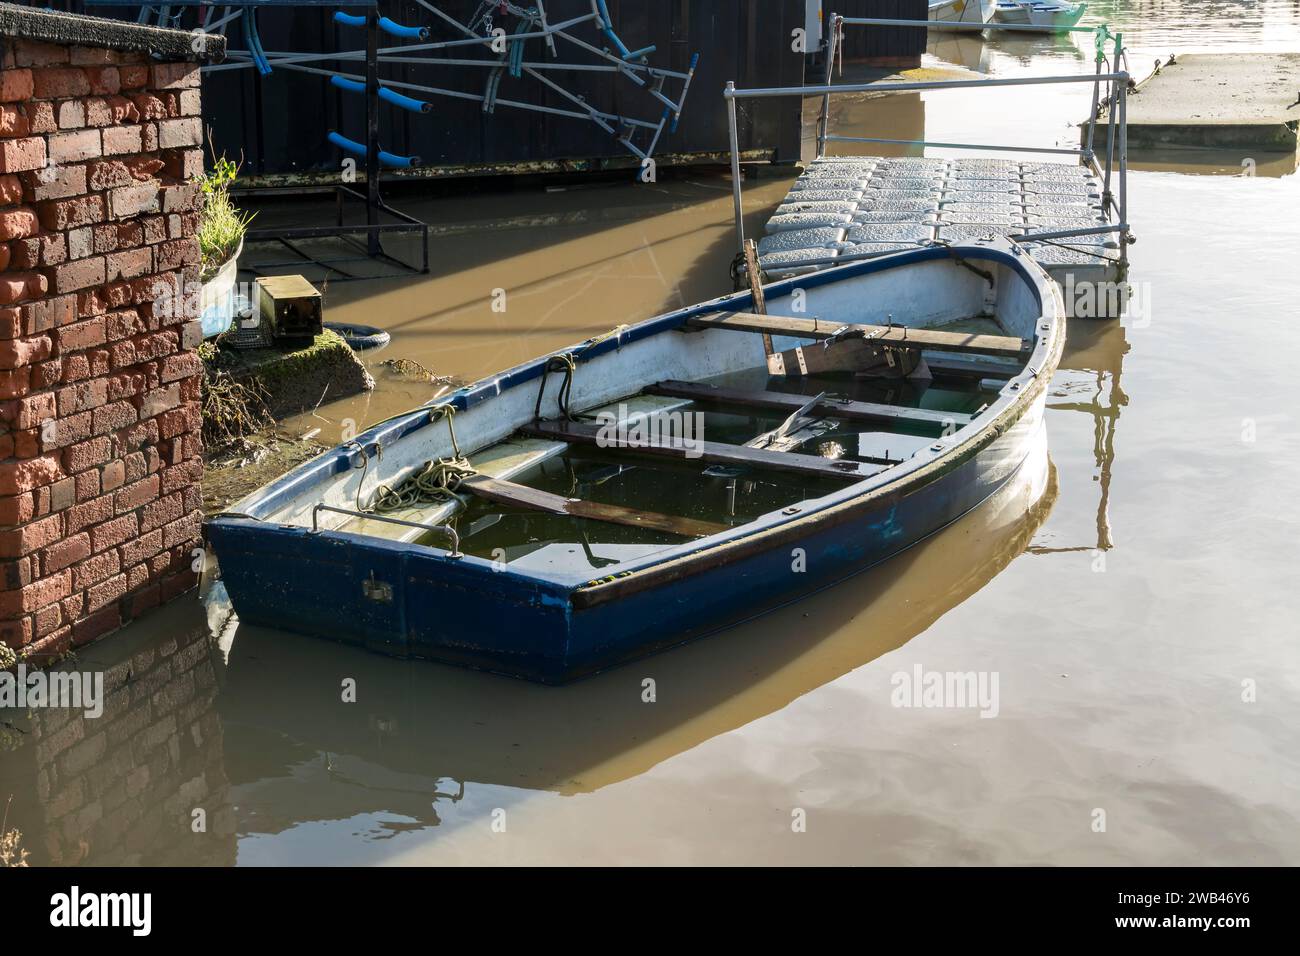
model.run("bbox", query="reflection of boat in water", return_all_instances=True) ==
[992,0,1086,32]
[927,31,991,72]
[928,0,996,30]
[215,427,1056,817]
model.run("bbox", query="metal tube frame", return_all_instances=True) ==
[240,184,430,279]
[838,16,1098,34]
[199,0,697,165]
[723,60,1132,261]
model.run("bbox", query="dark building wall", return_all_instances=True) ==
[218,0,811,179]
[832,0,928,67]
[49,1,882,180]
[41,2,929,180]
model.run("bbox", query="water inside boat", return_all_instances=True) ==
[337,312,1022,577]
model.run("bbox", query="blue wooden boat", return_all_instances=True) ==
[207,238,1064,683]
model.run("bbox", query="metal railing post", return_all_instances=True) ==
[1102,76,1117,211]
[1118,72,1129,266]
[726,80,745,252]
[1084,54,1102,162]
[816,13,840,159]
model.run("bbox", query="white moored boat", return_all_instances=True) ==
[928,0,997,30]
[992,0,1087,33]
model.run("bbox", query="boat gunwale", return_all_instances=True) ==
[209,239,1062,596]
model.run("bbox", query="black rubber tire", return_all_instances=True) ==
[326,322,391,351]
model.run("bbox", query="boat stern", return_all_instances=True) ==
[208,516,580,683]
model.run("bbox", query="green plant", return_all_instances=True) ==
[197,156,255,282]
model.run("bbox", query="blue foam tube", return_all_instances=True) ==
[330,75,431,113]
[594,0,654,61]
[246,10,272,75]
[377,149,420,169]
[379,86,432,114]
[330,75,366,94]
[328,131,420,168]
[378,16,429,40]
[334,11,429,40]
[328,131,366,157]
[670,52,700,132]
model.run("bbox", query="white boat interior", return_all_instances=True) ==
[234,245,1058,578]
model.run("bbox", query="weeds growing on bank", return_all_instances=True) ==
[198,340,274,449]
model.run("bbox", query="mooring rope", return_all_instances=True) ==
[533,352,578,422]
[368,404,479,513]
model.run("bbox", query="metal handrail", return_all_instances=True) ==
[311,502,463,557]
[839,16,1097,35]
[722,15,1131,265]
[725,72,1130,98]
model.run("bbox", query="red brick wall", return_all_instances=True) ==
[0,37,205,664]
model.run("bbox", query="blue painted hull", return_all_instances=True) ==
[208,242,1062,683]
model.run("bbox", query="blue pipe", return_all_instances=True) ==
[245,9,272,76]
[333,11,429,40]
[594,0,655,61]
[328,131,420,169]
[378,16,429,40]
[329,75,431,113]
[508,20,529,79]
[670,52,700,132]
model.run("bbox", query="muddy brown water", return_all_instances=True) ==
[3,0,1299,865]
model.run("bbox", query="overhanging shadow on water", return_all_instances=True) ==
[214,432,1058,832]
[237,170,787,321]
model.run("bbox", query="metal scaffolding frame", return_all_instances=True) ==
[108,0,701,164]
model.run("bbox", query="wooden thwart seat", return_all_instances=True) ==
[647,380,971,429]
[686,311,1031,360]
[521,420,879,480]
[459,475,726,539]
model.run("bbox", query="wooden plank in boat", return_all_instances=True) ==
[521,420,878,480]
[686,312,1031,360]
[923,353,1021,380]
[460,475,727,539]
[647,380,972,428]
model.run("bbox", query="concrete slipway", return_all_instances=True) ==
[1106,53,1300,152]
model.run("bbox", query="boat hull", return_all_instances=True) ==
[209,241,1064,683]
[214,398,1044,682]
[993,1,1086,32]
[929,0,997,29]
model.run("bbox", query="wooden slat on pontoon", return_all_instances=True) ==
[686,312,1031,360]
[647,380,971,428]
[520,421,879,480]
[460,475,727,538]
